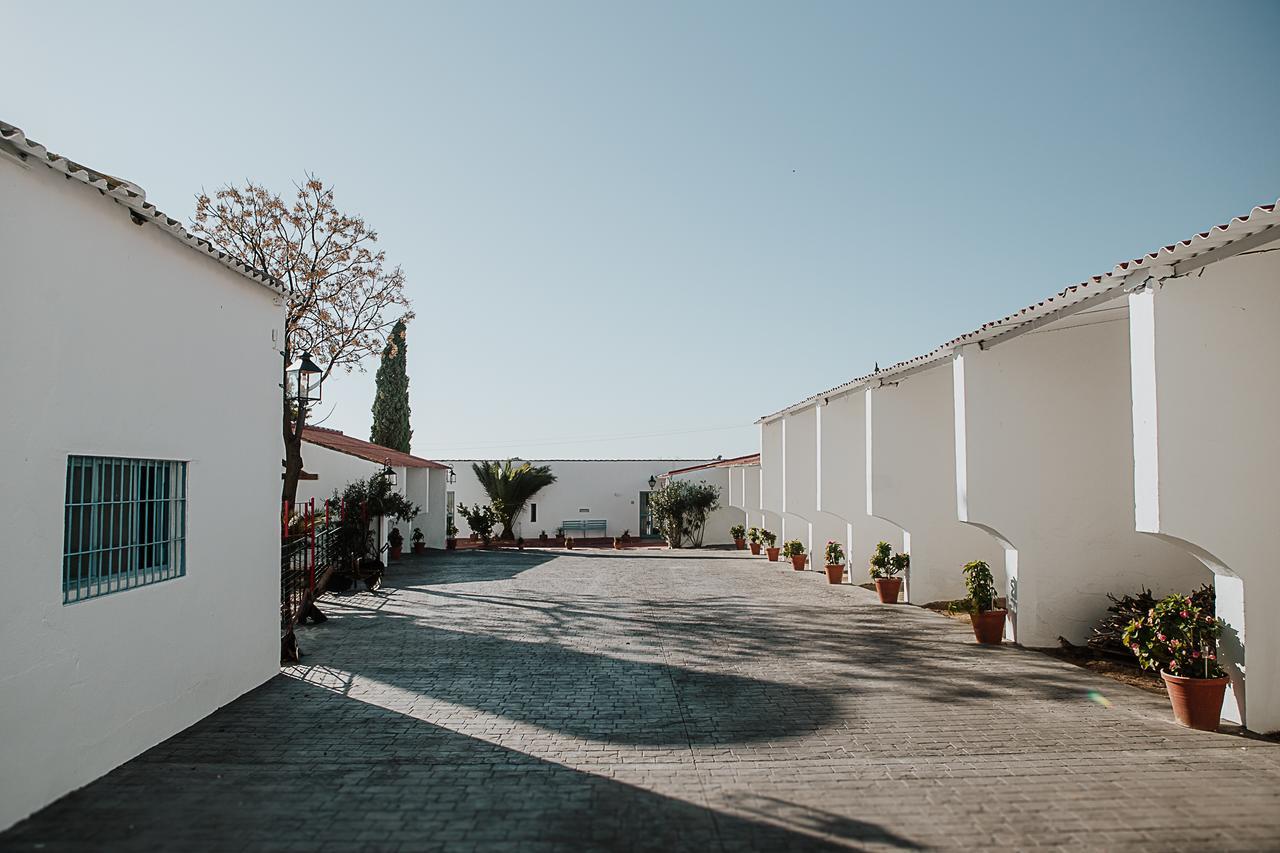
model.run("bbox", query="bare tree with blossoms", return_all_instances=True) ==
[191,177,413,503]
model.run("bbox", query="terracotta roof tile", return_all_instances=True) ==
[303,427,448,469]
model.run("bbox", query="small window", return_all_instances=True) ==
[63,456,188,604]
[529,503,537,523]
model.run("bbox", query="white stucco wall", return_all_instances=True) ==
[954,306,1205,647]
[815,393,904,576]
[867,366,1003,603]
[1130,246,1280,732]
[0,155,282,829]
[759,421,785,540]
[728,464,767,533]
[445,460,707,540]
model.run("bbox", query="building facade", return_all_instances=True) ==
[0,121,284,829]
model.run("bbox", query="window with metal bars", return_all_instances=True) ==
[63,456,187,604]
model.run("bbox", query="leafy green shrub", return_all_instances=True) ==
[868,541,908,578]
[747,527,762,544]
[760,529,778,547]
[824,540,845,565]
[782,539,805,557]
[730,524,746,540]
[962,560,998,612]
[457,502,498,545]
[648,479,721,548]
[1122,593,1224,679]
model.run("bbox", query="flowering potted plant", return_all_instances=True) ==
[411,527,426,555]
[565,536,575,550]
[782,539,806,571]
[747,527,763,556]
[960,560,1005,644]
[823,541,845,585]
[868,541,906,603]
[446,521,458,550]
[613,535,624,550]
[730,524,747,550]
[387,527,404,560]
[761,530,779,561]
[1123,593,1227,731]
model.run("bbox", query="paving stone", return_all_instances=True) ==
[2,548,1279,851]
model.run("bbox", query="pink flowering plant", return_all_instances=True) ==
[1122,592,1224,679]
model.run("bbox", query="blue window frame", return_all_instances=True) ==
[63,456,187,604]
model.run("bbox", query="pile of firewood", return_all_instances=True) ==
[1085,583,1214,660]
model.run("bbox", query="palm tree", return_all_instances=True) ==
[472,460,557,540]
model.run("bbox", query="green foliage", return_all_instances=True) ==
[457,502,498,544]
[370,318,412,453]
[324,472,420,565]
[446,521,459,538]
[760,529,777,547]
[1123,592,1224,679]
[824,540,845,565]
[962,560,998,613]
[388,527,404,547]
[730,524,746,540]
[472,460,557,540]
[648,479,721,548]
[782,539,805,557]
[411,527,424,543]
[747,527,762,544]
[869,541,908,579]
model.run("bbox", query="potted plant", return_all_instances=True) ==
[565,536,575,550]
[1123,592,1227,731]
[621,529,631,544]
[613,535,624,550]
[747,527,763,556]
[823,541,845,585]
[387,527,404,560]
[761,530,779,561]
[446,521,458,550]
[868,541,906,603]
[961,560,1006,644]
[516,536,525,550]
[782,539,806,571]
[411,527,426,555]
[539,530,549,543]
[730,524,747,550]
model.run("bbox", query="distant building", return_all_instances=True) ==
[295,427,450,550]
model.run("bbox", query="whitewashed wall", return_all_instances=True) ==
[445,460,707,540]
[293,444,405,556]
[759,421,785,540]
[815,393,904,576]
[1130,246,1280,731]
[728,464,767,533]
[0,156,282,829]
[867,366,1003,603]
[781,409,817,558]
[954,304,1205,647]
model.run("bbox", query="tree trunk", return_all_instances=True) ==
[282,399,306,506]
[500,523,515,541]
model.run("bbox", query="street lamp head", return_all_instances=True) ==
[648,475,657,489]
[382,460,398,488]
[285,350,324,408]
[447,466,457,484]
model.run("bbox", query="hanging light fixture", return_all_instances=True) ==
[382,459,398,488]
[284,351,324,408]
[648,475,657,489]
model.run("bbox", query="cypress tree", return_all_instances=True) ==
[370,318,412,453]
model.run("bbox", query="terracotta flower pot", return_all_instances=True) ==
[874,577,902,604]
[766,547,780,562]
[565,539,575,550]
[613,540,623,550]
[1161,672,1228,731]
[734,538,746,550]
[790,554,806,571]
[824,564,844,584]
[413,542,426,555]
[750,543,762,555]
[389,544,402,560]
[970,609,1006,645]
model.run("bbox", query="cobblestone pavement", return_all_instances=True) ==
[5,549,1280,852]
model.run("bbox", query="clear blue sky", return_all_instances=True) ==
[7,1,1278,459]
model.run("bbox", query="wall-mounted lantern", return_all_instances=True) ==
[285,351,324,409]
[448,467,457,484]
[648,475,657,489]
[382,459,398,488]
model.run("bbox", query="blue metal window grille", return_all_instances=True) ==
[63,456,187,604]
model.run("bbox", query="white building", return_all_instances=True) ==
[445,459,710,541]
[0,121,284,829]
[294,427,451,551]
[659,454,760,546]
[757,199,1280,731]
